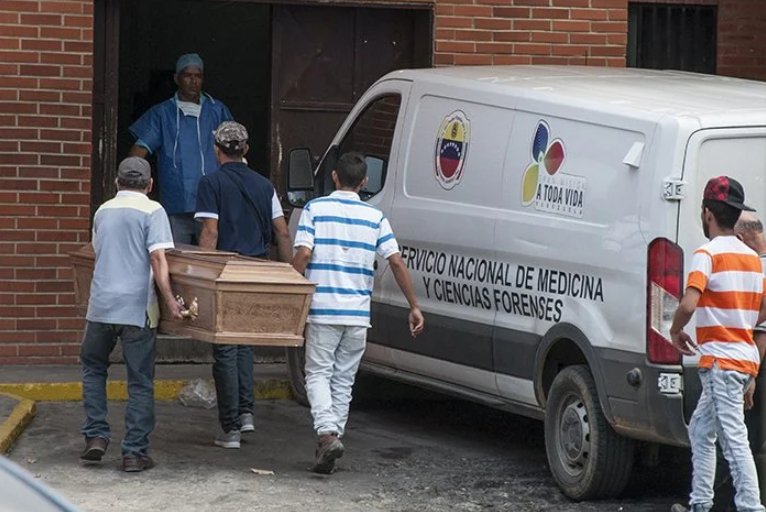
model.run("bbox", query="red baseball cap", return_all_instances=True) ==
[703,176,755,211]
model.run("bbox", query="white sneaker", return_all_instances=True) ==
[214,429,241,449]
[240,413,255,433]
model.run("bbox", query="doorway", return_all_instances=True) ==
[92,0,432,208]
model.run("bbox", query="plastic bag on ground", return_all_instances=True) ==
[178,378,217,409]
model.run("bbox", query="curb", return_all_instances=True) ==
[0,379,292,402]
[0,392,36,454]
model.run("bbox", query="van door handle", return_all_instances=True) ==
[374,261,379,271]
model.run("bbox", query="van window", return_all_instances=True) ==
[338,94,402,200]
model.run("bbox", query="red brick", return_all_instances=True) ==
[454,54,493,65]
[0,101,36,114]
[64,14,91,27]
[0,307,36,318]
[493,6,531,18]
[591,21,627,33]
[607,33,628,45]
[0,12,19,23]
[453,5,493,16]
[0,38,20,50]
[552,0,590,6]
[515,43,553,55]
[36,205,79,217]
[514,19,552,31]
[570,32,608,44]
[435,40,475,53]
[20,13,62,25]
[19,64,61,77]
[59,168,89,180]
[0,346,18,357]
[590,0,625,7]
[58,218,89,230]
[0,127,37,139]
[35,332,78,344]
[513,0,551,5]
[40,26,81,40]
[0,76,37,88]
[40,52,79,65]
[436,28,455,40]
[0,50,38,62]
[40,128,81,141]
[18,345,61,357]
[61,193,88,206]
[476,42,516,54]
[0,153,38,165]
[19,192,61,204]
[475,18,512,30]
[35,280,73,292]
[435,4,453,15]
[40,1,84,13]
[0,178,37,190]
[58,318,85,330]
[0,25,38,37]
[553,44,591,56]
[531,31,569,43]
[18,318,56,330]
[532,7,570,19]
[590,45,627,57]
[40,180,78,192]
[493,55,533,65]
[39,77,81,90]
[455,30,493,42]
[552,20,591,31]
[438,17,474,29]
[63,66,91,79]
[18,218,57,230]
[18,90,60,102]
[433,53,455,66]
[18,116,58,128]
[608,8,627,21]
[63,41,91,53]
[21,38,62,51]
[0,1,40,12]
[0,90,18,101]
[571,8,609,20]
[494,31,532,42]
[40,104,78,116]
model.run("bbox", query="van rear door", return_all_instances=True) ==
[677,127,766,421]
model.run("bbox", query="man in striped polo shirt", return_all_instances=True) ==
[292,152,424,474]
[671,176,766,512]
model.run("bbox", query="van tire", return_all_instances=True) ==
[545,365,634,500]
[286,346,309,407]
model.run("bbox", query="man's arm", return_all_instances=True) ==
[292,246,312,275]
[150,249,183,319]
[669,288,702,356]
[129,145,149,159]
[272,217,293,263]
[388,253,424,338]
[198,218,219,251]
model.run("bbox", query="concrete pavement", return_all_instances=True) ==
[6,379,692,512]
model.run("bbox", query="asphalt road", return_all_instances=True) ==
[8,377,694,512]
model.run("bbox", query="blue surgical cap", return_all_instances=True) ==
[176,53,204,74]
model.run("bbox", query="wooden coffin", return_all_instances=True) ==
[70,244,315,347]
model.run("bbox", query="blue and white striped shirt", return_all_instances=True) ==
[295,190,399,327]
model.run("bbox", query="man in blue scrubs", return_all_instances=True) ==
[129,53,233,244]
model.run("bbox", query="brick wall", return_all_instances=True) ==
[717,0,766,81]
[0,0,93,363]
[434,0,628,67]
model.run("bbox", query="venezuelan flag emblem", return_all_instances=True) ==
[435,110,470,190]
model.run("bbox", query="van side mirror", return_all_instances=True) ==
[360,155,386,197]
[288,148,314,191]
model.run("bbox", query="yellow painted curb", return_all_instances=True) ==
[0,392,36,454]
[0,379,292,402]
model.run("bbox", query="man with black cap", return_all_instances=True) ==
[79,156,184,473]
[129,53,233,245]
[670,176,766,512]
[195,121,292,448]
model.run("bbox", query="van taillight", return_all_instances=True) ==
[647,238,683,365]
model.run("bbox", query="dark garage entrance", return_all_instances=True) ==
[92,0,432,210]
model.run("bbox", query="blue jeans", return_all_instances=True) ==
[304,324,367,437]
[688,363,765,512]
[169,213,200,245]
[80,320,156,457]
[212,344,254,432]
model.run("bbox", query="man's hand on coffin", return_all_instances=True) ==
[166,297,185,319]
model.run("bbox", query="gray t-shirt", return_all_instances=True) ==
[756,254,766,334]
[86,191,174,328]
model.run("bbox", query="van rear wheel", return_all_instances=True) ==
[545,365,634,500]
[286,346,309,407]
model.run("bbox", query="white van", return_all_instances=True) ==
[284,66,766,500]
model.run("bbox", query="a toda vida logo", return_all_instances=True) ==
[521,120,586,218]
[435,110,471,190]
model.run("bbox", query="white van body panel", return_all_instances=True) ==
[288,66,766,446]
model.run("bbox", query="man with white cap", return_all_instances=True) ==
[129,53,232,245]
[79,156,184,473]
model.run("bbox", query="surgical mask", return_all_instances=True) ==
[176,100,201,118]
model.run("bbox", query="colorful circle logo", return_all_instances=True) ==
[435,110,471,190]
[521,120,566,206]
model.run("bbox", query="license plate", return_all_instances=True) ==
[658,373,682,394]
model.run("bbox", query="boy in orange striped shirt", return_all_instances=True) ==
[670,176,766,512]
